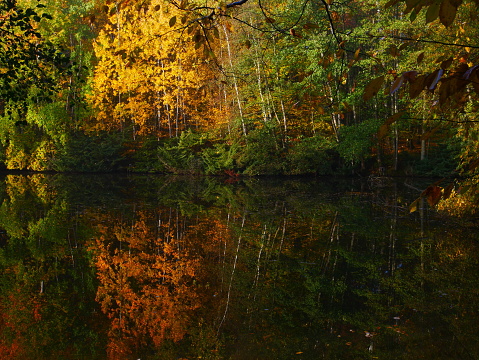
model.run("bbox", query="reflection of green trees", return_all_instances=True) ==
[0,174,477,359]
[0,175,103,359]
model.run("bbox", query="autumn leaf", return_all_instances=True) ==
[354,48,361,60]
[417,52,425,64]
[409,74,426,98]
[378,112,403,138]
[363,75,385,101]
[439,0,457,27]
[389,74,404,94]
[426,2,440,23]
[427,186,443,207]
[425,69,443,90]
[421,185,443,207]
[303,22,319,30]
[440,57,453,70]
[443,183,454,200]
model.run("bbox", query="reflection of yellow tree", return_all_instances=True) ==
[89,210,202,359]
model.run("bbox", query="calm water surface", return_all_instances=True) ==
[0,174,477,359]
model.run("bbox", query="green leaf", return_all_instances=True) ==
[169,16,177,27]
[426,2,440,23]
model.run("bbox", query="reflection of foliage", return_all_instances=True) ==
[88,209,203,358]
[0,174,478,359]
[0,174,102,359]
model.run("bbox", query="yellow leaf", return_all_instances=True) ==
[409,198,420,213]
[354,48,361,60]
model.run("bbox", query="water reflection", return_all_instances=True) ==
[0,174,477,359]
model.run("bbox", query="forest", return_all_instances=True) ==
[1,0,479,214]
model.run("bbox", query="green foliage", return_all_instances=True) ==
[52,131,125,172]
[26,100,69,142]
[235,125,286,175]
[337,119,382,164]
[127,137,163,173]
[201,141,238,175]
[0,0,70,101]
[157,130,209,174]
[285,136,337,175]
[409,143,460,177]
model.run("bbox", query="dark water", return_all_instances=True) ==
[0,174,477,360]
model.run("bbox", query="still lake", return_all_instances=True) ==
[0,174,477,359]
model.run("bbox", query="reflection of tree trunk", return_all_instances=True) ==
[420,197,425,289]
[217,214,245,335]
[319,212,338,303]
[246,224,267,323]
[388,183,398,279]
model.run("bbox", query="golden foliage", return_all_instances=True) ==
[89,0,218,136]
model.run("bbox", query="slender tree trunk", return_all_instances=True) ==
[222,24,246,136]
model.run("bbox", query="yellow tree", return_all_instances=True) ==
[89,0,218,138]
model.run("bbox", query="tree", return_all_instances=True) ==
[0,0,69,102]
[89,0,219,138]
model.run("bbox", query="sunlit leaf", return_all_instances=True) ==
[409,197,420,213]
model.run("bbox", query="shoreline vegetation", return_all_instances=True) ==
[1,0,478,216]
